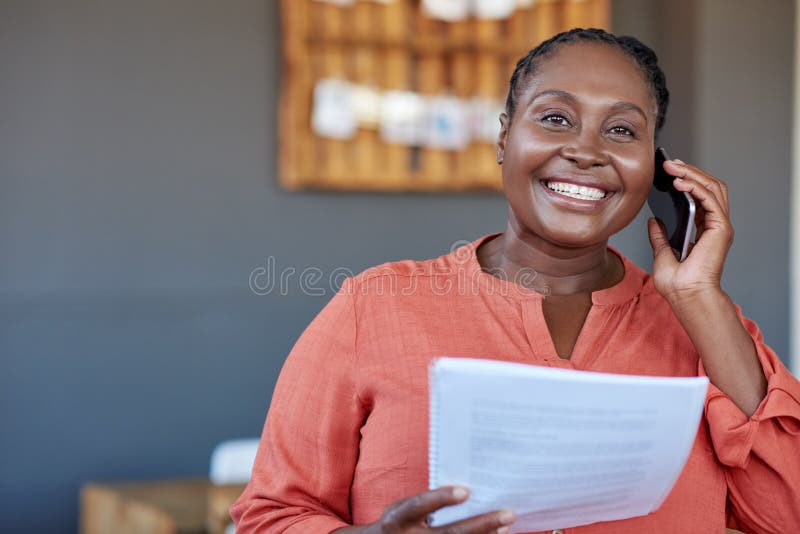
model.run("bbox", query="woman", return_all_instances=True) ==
[231,29,800,533]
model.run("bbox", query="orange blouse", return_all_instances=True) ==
[231,234,800,533]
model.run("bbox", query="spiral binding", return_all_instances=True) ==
[428,357,440,492]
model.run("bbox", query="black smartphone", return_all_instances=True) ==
[647,147,696,261]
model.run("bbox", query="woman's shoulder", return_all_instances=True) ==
[347,238,481,293]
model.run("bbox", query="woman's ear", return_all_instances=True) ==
[496,113,509,164]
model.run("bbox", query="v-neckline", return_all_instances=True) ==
[461,233,648,367]
[541,293,594,360]
[522,299,598,368]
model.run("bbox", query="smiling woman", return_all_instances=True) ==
[231,29,800,534]
[496,38,659,253]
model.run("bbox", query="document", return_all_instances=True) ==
[428,358,709,532]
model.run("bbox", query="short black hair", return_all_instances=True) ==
[505,28,669,135]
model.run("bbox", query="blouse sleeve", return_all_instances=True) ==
[230,278,365,533]
[699,305,800,533]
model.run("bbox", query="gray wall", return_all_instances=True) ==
[0,1,793,532]
[692,0,793,361]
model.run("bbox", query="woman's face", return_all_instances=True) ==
[498,41,658,248]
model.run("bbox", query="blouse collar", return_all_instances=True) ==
[455,233,649,306]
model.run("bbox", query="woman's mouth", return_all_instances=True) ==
[544,180,609,201]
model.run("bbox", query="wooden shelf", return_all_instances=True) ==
[279,0,610,192]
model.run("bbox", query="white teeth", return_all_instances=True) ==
[545,181,607,200]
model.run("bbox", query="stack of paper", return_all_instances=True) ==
[429,358,709,532]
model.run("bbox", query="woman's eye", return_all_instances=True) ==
[609,125,635,137]
[541,114,571,127]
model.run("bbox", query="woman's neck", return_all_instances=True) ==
[477,221,624,296]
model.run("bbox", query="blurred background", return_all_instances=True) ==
[0,0,795,532]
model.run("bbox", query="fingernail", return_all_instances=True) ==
[452,486,468,500]
[499,509,515,525]
[497,527,510,534]
[672,158,684,164]
[673,177,684,182]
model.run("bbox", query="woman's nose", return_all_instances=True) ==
[559,135,609,169]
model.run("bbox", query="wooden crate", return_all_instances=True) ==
[78,478,746,533]
[279,0,610,192]
[80,479,246,534]
[207,484,247,534]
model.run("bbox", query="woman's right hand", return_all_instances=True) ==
[332,486,515,534]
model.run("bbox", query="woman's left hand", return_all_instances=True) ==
[647,159,734,306]
[647,159,767,416]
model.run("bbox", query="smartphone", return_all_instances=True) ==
[647,147,696,261]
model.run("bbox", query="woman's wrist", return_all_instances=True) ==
[666,285,766,415]
[664,285,727,318]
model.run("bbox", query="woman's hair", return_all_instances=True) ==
[505,28,670,135]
